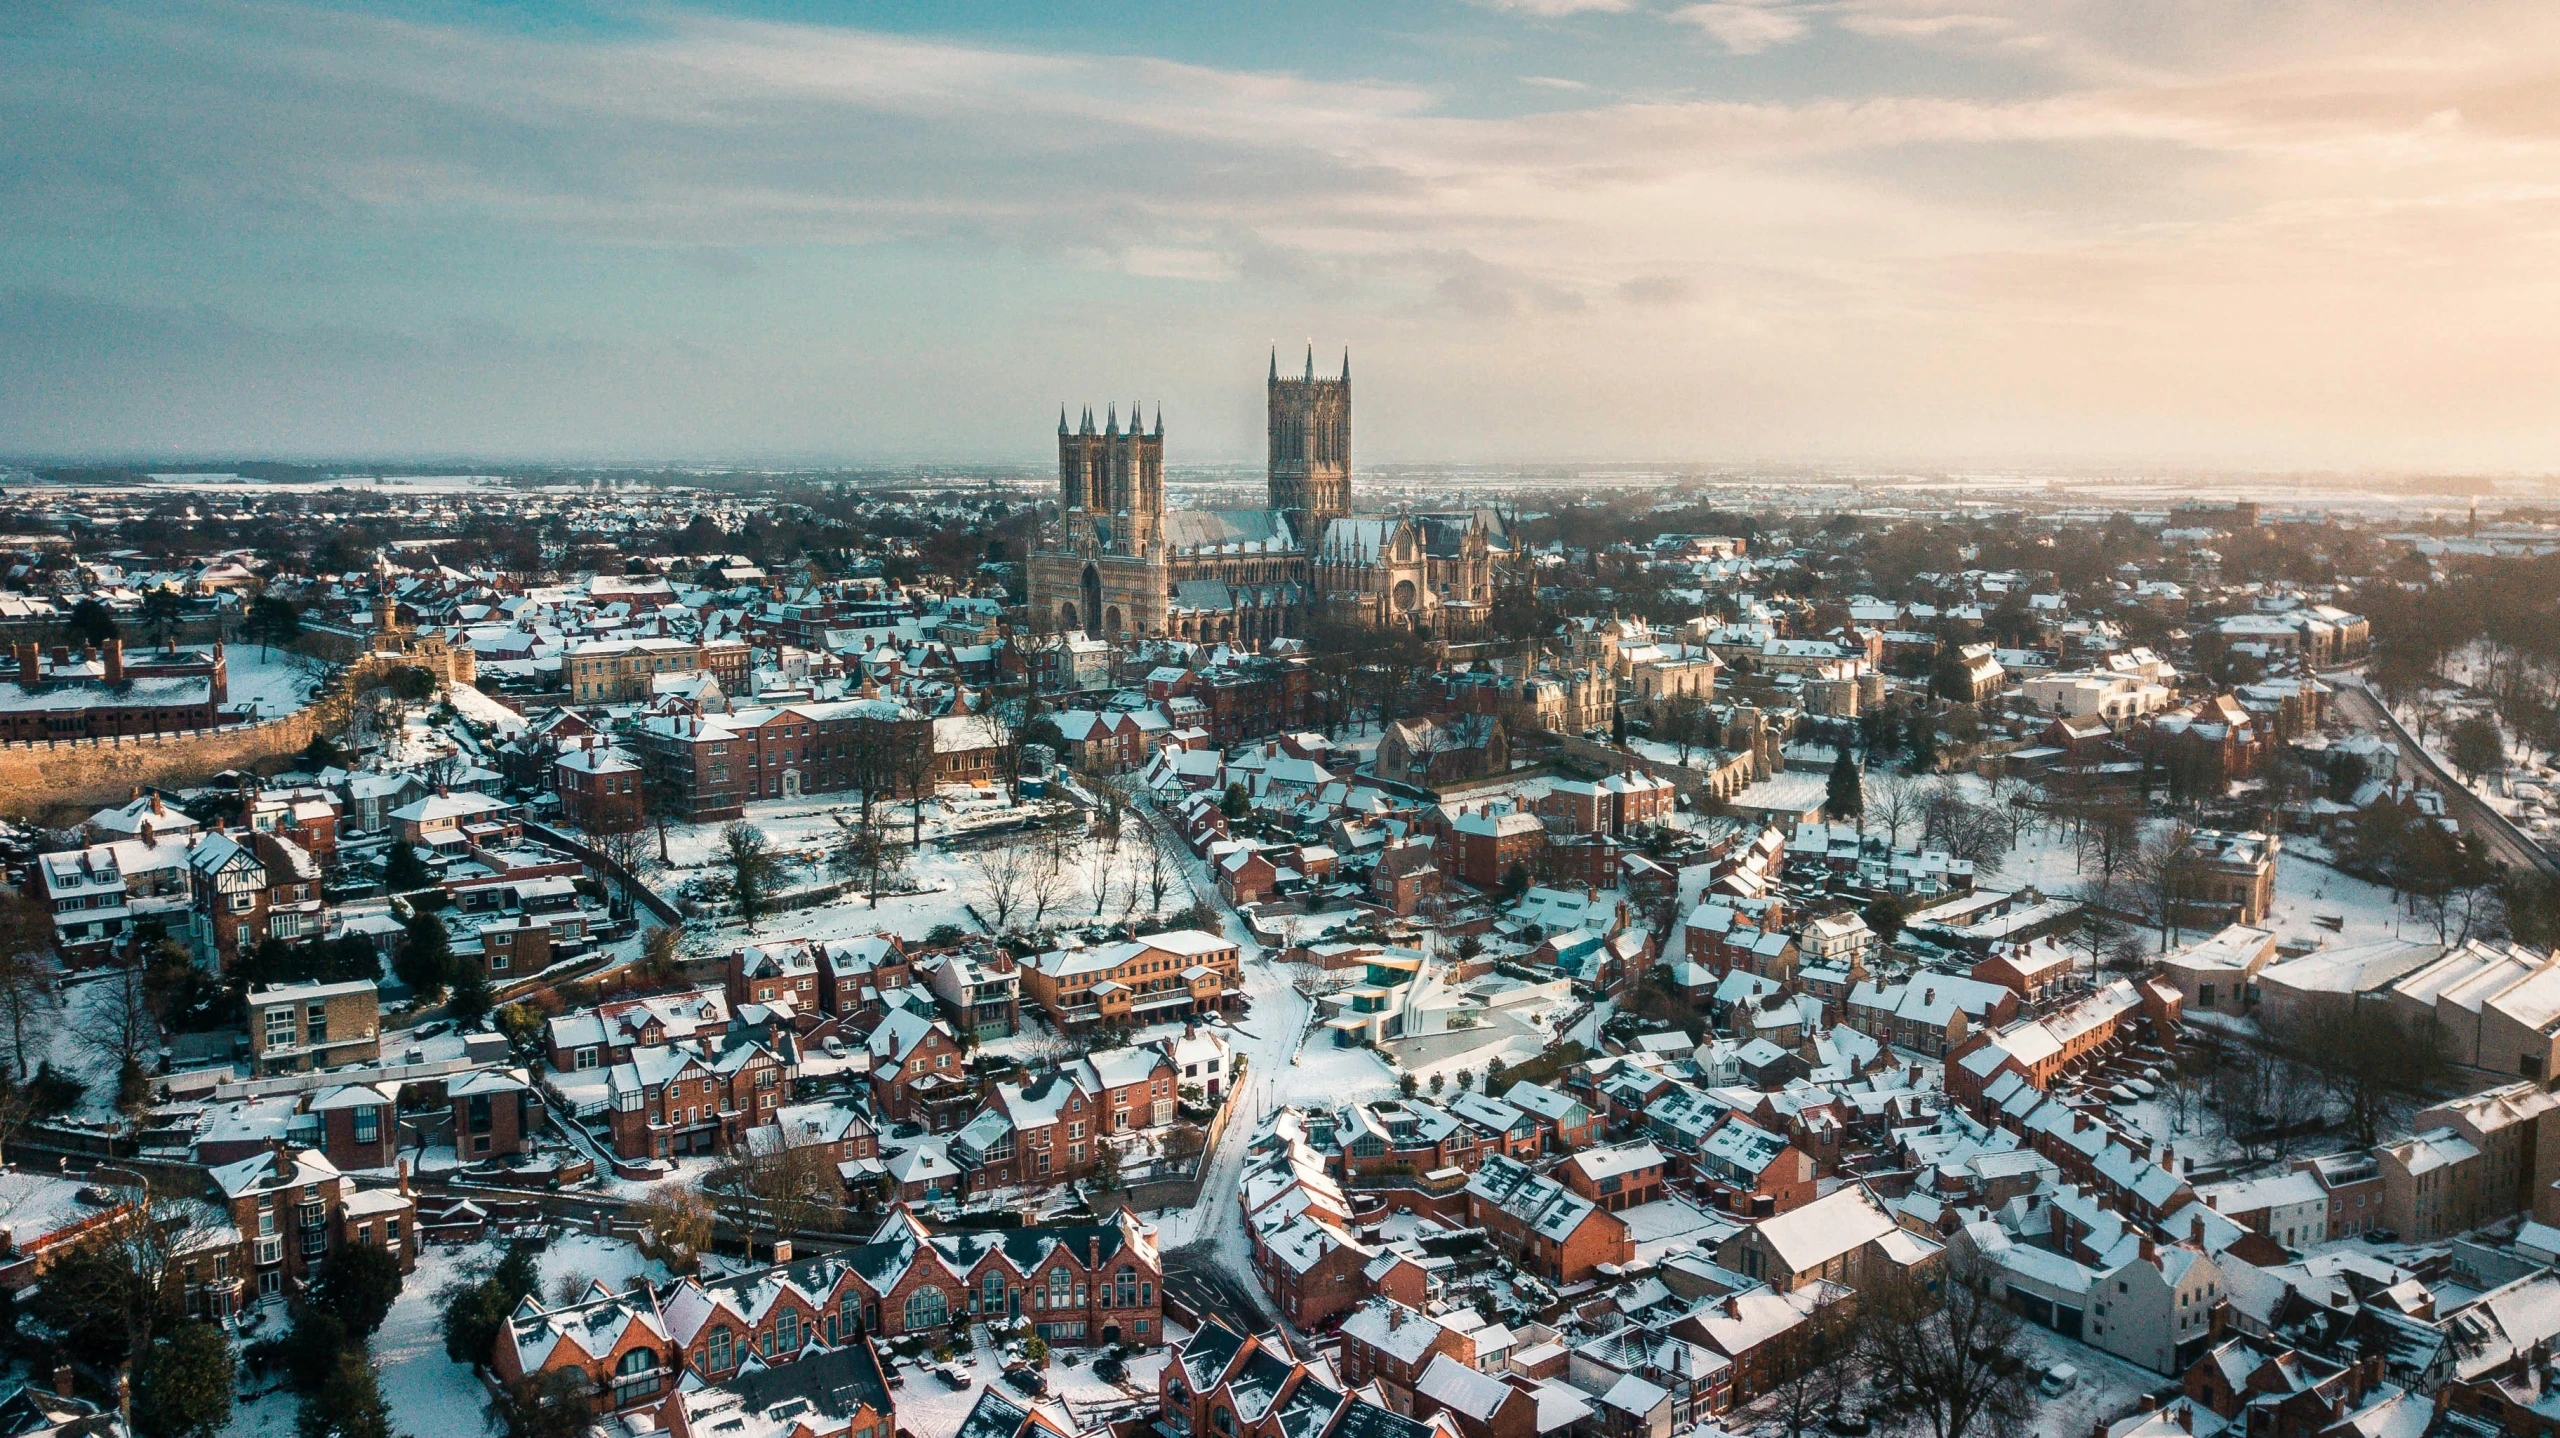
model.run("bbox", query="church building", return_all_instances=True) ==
[1026,349,1499,646]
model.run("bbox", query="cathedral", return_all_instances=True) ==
[1026,349,1499,646]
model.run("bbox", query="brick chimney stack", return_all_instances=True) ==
[102,638,122,686]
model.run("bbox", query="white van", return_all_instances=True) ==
[2039,1363,2079,1397]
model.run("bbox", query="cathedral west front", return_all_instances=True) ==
[1026,348,1499,646]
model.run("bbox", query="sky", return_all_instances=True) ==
[5,0,2560,470]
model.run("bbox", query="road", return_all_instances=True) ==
[2331,680,2560,877]
[1124,787,1321,1335]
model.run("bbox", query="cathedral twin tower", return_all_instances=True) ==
[1030,344,1489,647]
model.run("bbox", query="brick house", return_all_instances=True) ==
[1498,1082,1597,1152]
[307,1083,397,1171]
[953,1046,1179,1192]
[1438,806,1546,889]
[197,1148,415,1313]
[1714,1184,1940,1295]
[1464,1153,1634,1284]
[1336,1299,1480,1411]
[605,1031,793,1161]
[497,1282,676,1412]
[728,940,824,1018]
[1557,1142,1668,1213]
[865,1009,973,1131]
[545,987,733,1072]
[555,744,645,833]
[1018,929,1241,1031]
[246,979,381,1075]
[452,1069,539,1160]
[1690,1117,1816,1217]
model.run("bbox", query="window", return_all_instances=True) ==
[904,1288,948,1331]
[353,1106,379,1144]
[1115,1270,1136,1309]
[614,1347,661,1405]
[1049,1269,1073,1308]
[984,1275,1007,1314]
[777,1311,799,1351]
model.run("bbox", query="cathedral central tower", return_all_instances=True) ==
[1268,345,1350,542]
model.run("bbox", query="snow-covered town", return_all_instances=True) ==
[10,430,2560,1438]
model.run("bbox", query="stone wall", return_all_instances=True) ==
[0,652,415,825]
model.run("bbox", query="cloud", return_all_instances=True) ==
[1670,2,1810,54]
[12,1,2560,465]
[1466,0,1637,15]
[1520,75,1592,90]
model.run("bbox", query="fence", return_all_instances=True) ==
[519,818,685,927]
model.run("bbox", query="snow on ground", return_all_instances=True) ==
[443,679,528,735]
[378,1241,505,1436]
[536,1232,670,1302]
[224,646,328,719]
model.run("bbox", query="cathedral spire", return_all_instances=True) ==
[1270,345,1278,382]
[1153,405,1164,436]
[1304,342,1314,381]
[1341,347,1350,383]
[1059,405,1068,434]
[1106,402,1118,434]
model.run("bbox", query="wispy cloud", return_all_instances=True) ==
[1669,2,1810,54]
[1466,0,1638,15]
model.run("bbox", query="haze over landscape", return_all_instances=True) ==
[8,0,2560,469]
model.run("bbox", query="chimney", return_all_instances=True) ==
[53,1364,73,1399]
[14,643,34,683]
[398,1159,411,1198]
[114,1368,129,1422]
[2191,1214,2206,1245]
[772,1237,794,1265]
[2139,1237,2156,1264]
[51,644,67,667]
[102,639,121,686]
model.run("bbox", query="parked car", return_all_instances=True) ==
[934,1365,970,1390]
[2363,1228,2401,1245]
[2039,1364,2078,1397]
[1093,1356,1127,1386]
[1003,1366,1049,1397]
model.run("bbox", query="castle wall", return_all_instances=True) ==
[0,653,416,824]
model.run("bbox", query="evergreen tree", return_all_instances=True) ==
[133,1319,235,1438]
[297,1349,390,1438]
[312,1241,403,1341]
[446,955,493,1028]
[392,907,451,996]
[1825,746,1864,820]
[380,841,429,895]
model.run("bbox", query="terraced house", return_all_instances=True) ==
[497,1207,1164,1412]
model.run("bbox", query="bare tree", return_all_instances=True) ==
[587,822,654,918]
[40,1177,228,1363]
[1142,826,1181,923]
[1026,826,1074,931]
[77,962,158,1110]
[714,1142,844,1254]
[1761,1287,1866,1438]
[1869,772,1921,849]
[629,1185,716,1275]
[0,893,56,1083]
[969,834,1035,934]
[1861,1255,2041,1438]
[1086,830,1120,919]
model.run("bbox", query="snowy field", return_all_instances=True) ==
[224,647,328,719]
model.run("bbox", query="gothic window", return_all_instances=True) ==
[904,1287,949,1331]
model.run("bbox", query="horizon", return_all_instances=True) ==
[8,2,2560,470]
